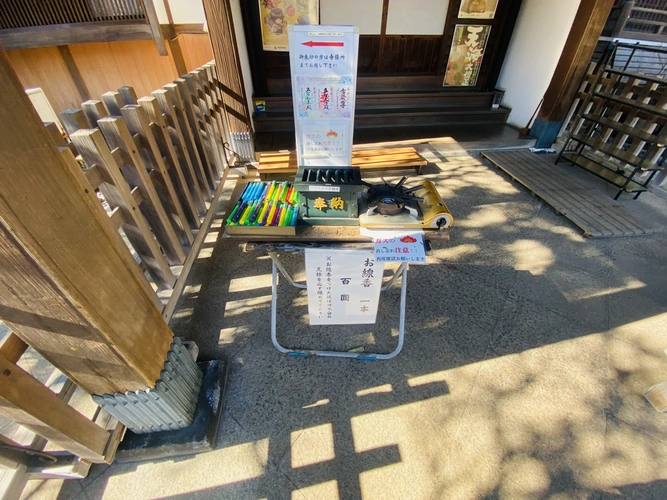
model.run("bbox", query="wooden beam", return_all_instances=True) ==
[141,0,168,56]
[57,45,90,102]
[169,38,188,77]
[0,22,154,50]
[0,332,28,364]
[0,47,173,395]
[377,0,390,73]
[0,356,109,462]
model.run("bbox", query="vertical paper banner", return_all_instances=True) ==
[444,25,491,87]
[289,25,359,167]
[259,0,319,51]
[305,249,384,325]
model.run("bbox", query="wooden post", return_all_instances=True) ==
[0,46,173,395]
[531,0,615,148]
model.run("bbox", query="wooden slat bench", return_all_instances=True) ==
[256,146,428,179]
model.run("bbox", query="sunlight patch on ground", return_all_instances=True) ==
[459,204,509,228]
[575,276,645,301]
[356,384,393,397]
[302,398,330,409]
[218,326,250,346]
[104,439,269,498]
[228,274,272,292]
[505,239,555,275]
[197,247,214,259]
[291,423,336,469]
[223,295,272,317]
[430,243,480,261]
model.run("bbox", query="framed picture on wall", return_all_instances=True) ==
[259,0,319,51]
[458,0,498,20]
[443,25,491,87]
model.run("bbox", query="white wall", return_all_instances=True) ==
[321,0,383,34]
[386,0,449,35]
[153,0,206,25]
[496,0,581,128]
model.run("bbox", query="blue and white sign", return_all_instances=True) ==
[289,25,359,167]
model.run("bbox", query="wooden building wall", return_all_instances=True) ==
[6,35,213,116]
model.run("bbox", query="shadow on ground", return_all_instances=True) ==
[28,150,667,500]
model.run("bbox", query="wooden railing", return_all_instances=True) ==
[0,60,231,490]
[0,0,145,29]
[56,61,231,320]
[0,0,165,53]
[612,0,667,41]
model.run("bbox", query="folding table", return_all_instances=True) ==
[223,225,449,360]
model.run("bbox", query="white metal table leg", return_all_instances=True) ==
[270,257,408,360]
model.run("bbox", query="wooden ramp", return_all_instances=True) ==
[481,150,655,238]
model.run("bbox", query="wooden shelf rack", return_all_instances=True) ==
[557,42,667,200]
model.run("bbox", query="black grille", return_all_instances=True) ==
[299,167,362,184]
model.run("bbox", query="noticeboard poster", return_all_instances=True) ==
[259,0,319,52]
[458,0,499,19]
[443,25,491,87]
[305,249,384,325]
[289,25,359,167]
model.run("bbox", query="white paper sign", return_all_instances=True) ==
[289,25,359,167]
[305,248,384,325]
[362,229,427,264]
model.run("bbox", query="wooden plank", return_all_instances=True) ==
[102,91,124,116]
[83,164,108,190]
[81,100,109,127]
[162,171,228,322]
[97,116,187,265]
[0,45,175,395]
[489,152,622,235]
[188,68,227,180]
[71,128,176,291]
[0,356,109,463]
[157,86,212,201]
[118,86,139,106]
[0,22,155,51]
[44,122,66,146]
[138,96,202,225]
[257,147,428,174]
[121,105,194,247]
[501,151,636,235]
[59,108,90,136]
[0,332,28,364]
[173,78,217,191]
[109,207,125,230]
[92,408,126,465]
[491,154,610,235]
[497,153,619,236]
[176,75,217,189]
[152,89,209,213]
[482,150,652,237]
[204,62,232,151]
